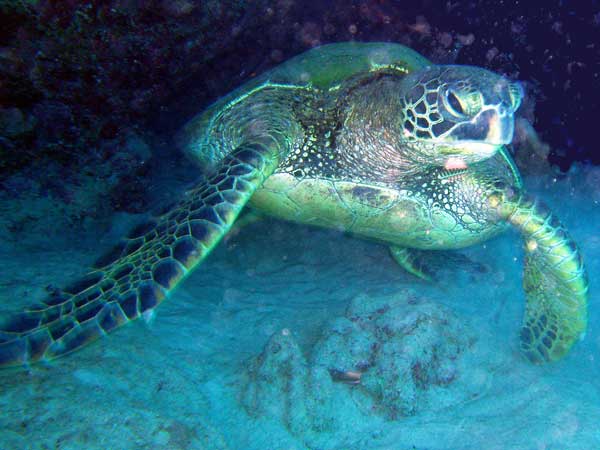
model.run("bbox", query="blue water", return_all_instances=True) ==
[0,167,599,449]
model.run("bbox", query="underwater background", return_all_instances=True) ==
[0,0,599,448]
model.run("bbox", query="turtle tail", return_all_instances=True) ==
[0,142,280,368]
[494,192,588,363]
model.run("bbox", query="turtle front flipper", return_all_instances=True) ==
[0,140,283,368]
[491,192,588,363]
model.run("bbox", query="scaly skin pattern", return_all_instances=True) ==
[251,145,519,250]
[0,141,285,367]
[490,191,588,363]
[0,42,587,367]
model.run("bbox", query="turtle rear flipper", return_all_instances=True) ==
[390,246,488,282]
[494,193,588,363]
[389,246,434,281]
[0,141,283,368]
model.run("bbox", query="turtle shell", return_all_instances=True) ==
[214,42,429,105]
[179,42,431,164]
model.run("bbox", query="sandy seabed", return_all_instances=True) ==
[0,168,599,450]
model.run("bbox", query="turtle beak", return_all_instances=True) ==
[441,141,500,160]
[484,104,515,145]
[449,106,515,146]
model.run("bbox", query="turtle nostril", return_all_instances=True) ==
[497,104,510,116]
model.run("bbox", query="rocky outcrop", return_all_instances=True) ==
[241,290,482,442]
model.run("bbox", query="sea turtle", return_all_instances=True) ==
[0,42,587,367]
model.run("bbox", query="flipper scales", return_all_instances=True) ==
[493,193,588,363]
[0,142,282,367]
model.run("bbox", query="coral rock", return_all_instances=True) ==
[242,290,480,442]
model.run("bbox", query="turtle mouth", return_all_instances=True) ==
[438,141,501,161]
[442,107,515,146]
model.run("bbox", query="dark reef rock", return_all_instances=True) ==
[512,118,554,175]
[0,0,275,173]
[0,107,36,138]
[0,0,278,239]
[2,0,593,176]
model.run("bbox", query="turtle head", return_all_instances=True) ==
[398,65,523,166]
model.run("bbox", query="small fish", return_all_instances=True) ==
[328,368,362,384]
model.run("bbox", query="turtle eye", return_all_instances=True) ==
[444,89,467,118]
